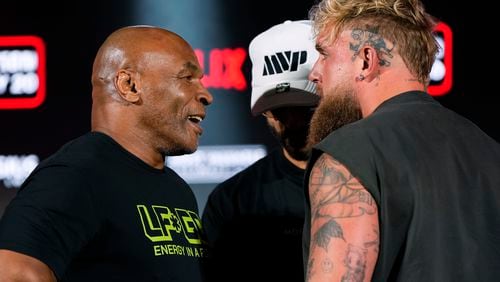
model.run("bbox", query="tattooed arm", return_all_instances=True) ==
[306,154,379,282]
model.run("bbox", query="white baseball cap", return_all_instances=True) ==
[249,20,319,116]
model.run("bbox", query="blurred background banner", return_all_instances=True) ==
[0,0,496,215]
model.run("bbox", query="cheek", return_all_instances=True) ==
[151,84,185,115]
[322,62,339,86]
[318,59,334,79]
[325,59,351,85]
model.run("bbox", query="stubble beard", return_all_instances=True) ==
[139,109,196,157]
[268,123,311,161]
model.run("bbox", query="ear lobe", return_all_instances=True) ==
[115,69,140,103]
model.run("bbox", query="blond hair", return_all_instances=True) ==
[309,0,439,84]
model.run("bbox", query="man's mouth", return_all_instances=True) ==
[187,114,205,135]
[188,115,203,123]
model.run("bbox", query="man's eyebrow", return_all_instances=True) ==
[179,61,201,75]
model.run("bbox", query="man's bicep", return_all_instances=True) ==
[306,153,379,282]
[0,249,56,282]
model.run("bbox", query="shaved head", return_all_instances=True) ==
[91,26,190,100]
[89,25,212,167]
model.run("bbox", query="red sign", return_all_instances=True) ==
[195,48,247,91]
[428,21,453,96]
[0,36,46,109]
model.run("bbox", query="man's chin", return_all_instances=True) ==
[163,143,198,157]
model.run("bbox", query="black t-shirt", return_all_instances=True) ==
[0,132,207,281]
[202,148,306,282]
[304,91,500,281]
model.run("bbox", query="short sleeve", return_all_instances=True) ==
[202,186,230,245]
[0,164,99,278]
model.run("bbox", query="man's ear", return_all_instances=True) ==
[115,69,140,103]
[358,45,380,82]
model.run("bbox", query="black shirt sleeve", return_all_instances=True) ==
[0,164,99,278]
[201,184,234,248]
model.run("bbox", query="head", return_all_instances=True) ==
[91,25,213,158]
[307,0,438,143]
[249,20,320,161]
[310,0,438,85]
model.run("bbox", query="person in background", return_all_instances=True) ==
[0,25,213,281]
[202,19,360,282]
[303,0,500,281]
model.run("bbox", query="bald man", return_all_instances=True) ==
[0,25,213,281]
